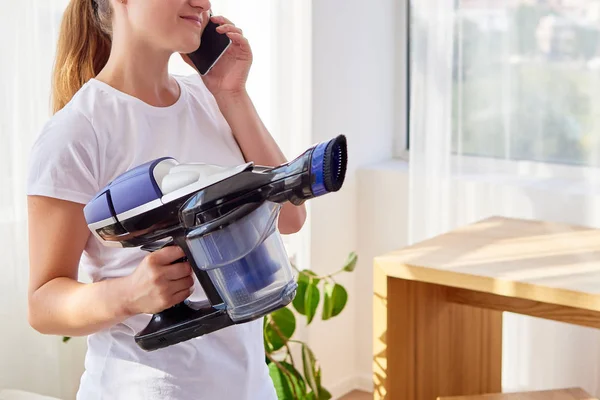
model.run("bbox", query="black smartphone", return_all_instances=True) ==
[187,18,232,76]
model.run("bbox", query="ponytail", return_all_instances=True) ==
[52,0,112,114]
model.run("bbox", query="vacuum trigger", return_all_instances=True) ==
[141,238,187,264]
[141,237,174,252]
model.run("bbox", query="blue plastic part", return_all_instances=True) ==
[83,157,174,225]
[310,141,328,197]
[220,236,281,293]
[83,191,113,224]
[110,157,172,215]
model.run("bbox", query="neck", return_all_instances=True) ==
[95,35,179,107]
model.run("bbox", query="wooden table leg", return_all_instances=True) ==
[374,266,503,400]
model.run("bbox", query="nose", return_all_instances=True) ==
[189,0,211,11]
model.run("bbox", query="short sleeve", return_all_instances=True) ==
[27,108,100,205]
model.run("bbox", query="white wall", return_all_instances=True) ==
[307,0,397,396]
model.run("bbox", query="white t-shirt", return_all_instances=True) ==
[27,75,277,400]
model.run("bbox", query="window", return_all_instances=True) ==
[409,0,600,168]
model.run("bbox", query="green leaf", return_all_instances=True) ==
[268,361,307,400]
[304,282,320,325]
[331,284,348,317]
[318,387,332,400]
[292,280,308,315]
[294,270,322,318]
[62,336,71,343]
[322,283,334,321]
[315,362,322,387]
[322,283,347,320]
[302,344,319,395]
[306,367,333,400]
[307,391,332,400]
[264,307,296,352]
[343,252,358,272]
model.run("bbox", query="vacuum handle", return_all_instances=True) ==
[136,239,225,351]
[140,237,223,313]
[141,238,189,312]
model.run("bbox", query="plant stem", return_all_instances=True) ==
[268,319,296,369]
[297,268,346,281]
[285,342,296,369]
[292,261,347,281]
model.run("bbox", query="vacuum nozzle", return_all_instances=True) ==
[310,134,348,197]
[262,134,348,205]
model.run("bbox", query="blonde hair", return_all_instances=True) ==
[51,0,113,114]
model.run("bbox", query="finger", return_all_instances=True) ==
[170,275,195,294]
[225,32,250,49]
[211,15,235,27]
[216,24,242,36]
[163,261,193,280]
[171,286,195,305]
[149,246,186,265]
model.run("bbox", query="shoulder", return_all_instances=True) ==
[42,103,96,138]
[42,81,106,141]
[28,93,102,202]
[32,100,99,161]
[30,100,99,157]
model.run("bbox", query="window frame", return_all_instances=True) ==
[393,0,411,161]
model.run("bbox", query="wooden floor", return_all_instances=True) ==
[339,391,372,400]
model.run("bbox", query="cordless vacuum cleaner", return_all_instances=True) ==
[83,135,347,351]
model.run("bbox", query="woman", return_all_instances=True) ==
[26,0,306,398]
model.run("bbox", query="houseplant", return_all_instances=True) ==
[264,252,358,400]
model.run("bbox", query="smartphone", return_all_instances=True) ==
[187,18,232,76]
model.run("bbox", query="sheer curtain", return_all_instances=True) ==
[0,1,310,398]
[0,0,73,397]
[409,0,600,395]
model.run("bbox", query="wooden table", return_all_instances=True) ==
[373,216,600,400]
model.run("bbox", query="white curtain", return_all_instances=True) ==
[409,0,600,396]
[0,1,310,398]
[0,0,75,397]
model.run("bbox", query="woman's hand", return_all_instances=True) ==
[123,246,195,315]
[181,15,252,97]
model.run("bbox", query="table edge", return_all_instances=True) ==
[374,257,600,313]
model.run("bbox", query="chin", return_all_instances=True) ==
[178,37,202,54]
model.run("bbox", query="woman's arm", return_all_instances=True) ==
[213,90,307,234]
[27,196,132,335]
[27,196,194,336]
[181,14,306,235]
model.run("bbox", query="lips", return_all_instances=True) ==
[181,15,202,26]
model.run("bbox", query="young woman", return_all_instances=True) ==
[26,0,306,398]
